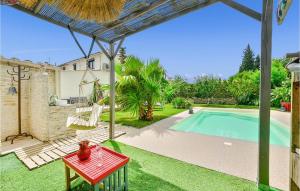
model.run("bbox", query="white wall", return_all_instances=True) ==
[58,52,120,100]
[62,52,115,71]
[59,70,110,99]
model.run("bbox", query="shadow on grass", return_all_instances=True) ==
[128,159,187,191]
[72,159,186,191]
[72,141,186,191]
[110,140,122,153]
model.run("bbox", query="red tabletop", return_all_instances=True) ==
[63,145,129,185]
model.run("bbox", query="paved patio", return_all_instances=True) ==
[115,107,290,191]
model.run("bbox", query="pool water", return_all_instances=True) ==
[170,110,290,147]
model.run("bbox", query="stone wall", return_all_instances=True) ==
[0,58,107,142]
[48,106,76,140]
[0,61,32,140]
[0,58,77,142]
[29,72,49,141]
[29,72,77,141]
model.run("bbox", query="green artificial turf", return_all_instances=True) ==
[0,141,263,191]
[101,104,185,128]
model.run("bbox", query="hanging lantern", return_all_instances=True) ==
[8,84,17,95]
[8,76,17,95]
[18,0,126,23]
[277,0,292,25]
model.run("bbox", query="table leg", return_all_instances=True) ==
[124,165,128,191]
[113,173,117,191]
[103,178,107,191]
[118,169,121,189]
[94,183,100,191]
[65,165,71,191]
[109,176,112,190]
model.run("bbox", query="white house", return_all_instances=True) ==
[58,52,119,100]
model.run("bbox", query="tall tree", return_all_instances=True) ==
[254,54,260,70]
[119,47,127,64]
[239,44,255,72]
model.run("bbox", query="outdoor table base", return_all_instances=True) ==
[65,164,128,191]
[63,146,129,191]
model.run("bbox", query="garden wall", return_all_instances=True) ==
[29,72,76,140]
[0,61,31,140]
[193,98,236,105]
[0,57,76,142]
[48,106,76,140]
[29,71,50,140]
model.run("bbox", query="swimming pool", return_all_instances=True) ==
[170,110,290,147]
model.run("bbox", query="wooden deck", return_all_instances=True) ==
[14,127,125,170]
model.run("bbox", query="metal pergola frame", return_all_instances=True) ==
[8,0,275,190]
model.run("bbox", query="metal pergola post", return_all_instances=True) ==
[109,42,116,139]
[221,1,274,189]
[67,24,126,140]
[258,0,273,190]
[96,38,124,139]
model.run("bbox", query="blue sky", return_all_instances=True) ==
[1,1,299,79]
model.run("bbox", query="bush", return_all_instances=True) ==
[271,59,289,88]
[193,98,236,105]
[271,79,291,107]
[172,97,192,109]
[228,70,260,105]
[194,75,232,99]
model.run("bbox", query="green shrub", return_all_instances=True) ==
[172,97,192,109]
[228,70,260,105]
[271,79,291,107]
[271,59,289,88]
[194,75,232,99]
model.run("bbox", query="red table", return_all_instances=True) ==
[63,145,129,191]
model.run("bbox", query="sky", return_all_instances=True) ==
[0,1,299,80]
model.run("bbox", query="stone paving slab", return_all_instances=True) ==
[14,127,125,170]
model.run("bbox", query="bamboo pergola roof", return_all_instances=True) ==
[12,0,218,43]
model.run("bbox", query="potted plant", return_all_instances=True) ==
[186,100,193,114]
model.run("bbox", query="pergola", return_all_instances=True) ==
[10,0,274,190]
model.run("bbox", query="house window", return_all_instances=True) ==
[73,63,77,70]
[62,66,66,70]
[87,59,95,69]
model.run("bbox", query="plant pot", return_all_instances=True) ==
[281,102,291,112]
[77,140,91,161]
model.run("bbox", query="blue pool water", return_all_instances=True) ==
[170,110,290,147]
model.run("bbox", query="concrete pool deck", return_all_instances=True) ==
[115,107,291,191]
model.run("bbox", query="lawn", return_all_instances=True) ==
[100,103,280,128]
[194,103,279,110]
[101,104,186,128]
[100,103,279,129]
[0,141,259,191]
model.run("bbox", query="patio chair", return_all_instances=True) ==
[66,103,103,130]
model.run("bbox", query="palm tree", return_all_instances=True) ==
[119,47,127,64]
[116,56,166,121]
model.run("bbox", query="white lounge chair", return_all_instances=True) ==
[66,104,103,130]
